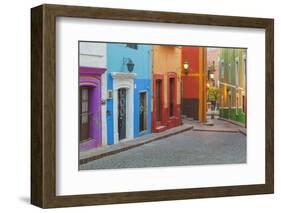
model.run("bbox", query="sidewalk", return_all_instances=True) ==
[184,117,247,135]
[80,123,193,165]
[217,117,247,135]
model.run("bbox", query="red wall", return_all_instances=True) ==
[182,47,199,74]
[182,76,199,98]
[182,47,200,99]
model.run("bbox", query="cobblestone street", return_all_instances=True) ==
[80,119,246,170]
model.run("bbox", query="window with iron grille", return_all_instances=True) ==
[126,43,138,49]
[235,60,239,86]
[221,61,224,80]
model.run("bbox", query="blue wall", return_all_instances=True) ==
[133,79,152,138]
[106,74,114,145]
[106,43,152,145]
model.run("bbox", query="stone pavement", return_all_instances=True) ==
[79,117,247,167]
[80,123,193,165]
[80,130,246,170]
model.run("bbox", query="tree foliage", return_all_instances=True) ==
[207,87,219,102]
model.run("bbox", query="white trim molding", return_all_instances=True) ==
[111,72,136,144]
[101,72,108,146]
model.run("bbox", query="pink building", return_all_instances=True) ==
[207,48,220,87]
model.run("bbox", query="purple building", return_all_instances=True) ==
[79,42,107,151]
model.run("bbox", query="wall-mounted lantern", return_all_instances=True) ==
[210,73,214,79]
[183,61,189,74]
[123,57,135,72]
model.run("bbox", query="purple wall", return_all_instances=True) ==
[79,67,106,151]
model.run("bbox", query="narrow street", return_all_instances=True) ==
[80,119,246,170]
[78,44,248,170]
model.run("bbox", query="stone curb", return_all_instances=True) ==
[192,128,239,133]
[217,117,245,128]
[238,128,247,136]
[80,125,193,165]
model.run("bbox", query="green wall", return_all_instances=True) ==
[218,48,246,126]
[219,108,245,124]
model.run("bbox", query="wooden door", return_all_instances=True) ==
[80,87,90,142]
[118,88,127,140]
[139,92,147,132]
[156,80,162,125]
[169,78,175,117]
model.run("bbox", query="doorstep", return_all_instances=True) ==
[79,124,193,165]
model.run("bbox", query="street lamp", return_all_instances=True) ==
[123,57,135,72]
[183,61,189,74]
[210,73,214,79]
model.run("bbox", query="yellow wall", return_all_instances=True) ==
[198,47,207,123]
[152,45,182,109]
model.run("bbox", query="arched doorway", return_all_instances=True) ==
[112,72,135,143]
[79,67,105,150]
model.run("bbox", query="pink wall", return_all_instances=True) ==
[207,48,220,86]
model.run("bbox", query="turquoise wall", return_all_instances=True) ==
[106,43,152,145]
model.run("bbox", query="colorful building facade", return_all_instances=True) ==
[151,45,182,132]
[219,48,247,125]
[181,47,207,122]
[79,42,107,151]
[206,48,220,111]
[207,48,220,88]
[106,43,152,145]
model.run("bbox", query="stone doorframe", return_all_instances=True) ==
[111,72,136,144]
